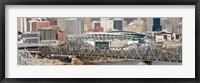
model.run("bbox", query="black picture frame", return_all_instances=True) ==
[0,0,199,83]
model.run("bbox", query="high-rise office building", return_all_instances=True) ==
[27,20,50,32]
[113,20,123,31]
[38,27,56,40]
[84,18,92,32]
[18,18,27,33]
[57,18,84,34]
[57,18,70,31]
[79,18,85,34]
[64,20,82,35]
[17,18,32,33]
[152,18,162,31]
[113,18,123,20]
[101,18,113,32]
[146,18,153,31]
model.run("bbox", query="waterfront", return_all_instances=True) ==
[95,60,181,65]
[32,55,182,65]
[17,17,182,65]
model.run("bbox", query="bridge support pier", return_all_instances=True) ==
[139,61,153,65]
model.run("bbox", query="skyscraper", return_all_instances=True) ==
[113,20,123,31]
[18,18,27,33]
[79,18,84,34]
[17,18,32,33]
[146,18,153,31]
[152,18,162,31]
[57,18,70,31]
[64,20,82,35]
[84,18,92,32]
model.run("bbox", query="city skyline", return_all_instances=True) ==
[17,17,182,65]
[18,17,182,34]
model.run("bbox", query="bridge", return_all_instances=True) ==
[18,43,58,49]
[18,49,46,65]
[18,39,182,65]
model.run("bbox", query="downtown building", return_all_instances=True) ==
[172,18,182,34]
[57,17,84,35]
[38,27,57,43]
[146,17,182,34]
[146,18,163,32]
[51,26,68,43]
[27,20,50,32]
[45,18,57,26]
[17,18,32,33]
[92,21,101,29]
[57,18,84,34]
[160,18,182,34]
[84,18,92,32]
[160,18,173,33]
[100,18,114,32]
[57,30,67,43]
[152,18,162,32]
[64,20,83,35]
[146,18,154,32]
[18,18,50,32]
[38,26,68,43]
[123,18,147,33]
[113,20,123,31]
[22,32,40,44]
[57,17,70,31]
[91,18,100,22]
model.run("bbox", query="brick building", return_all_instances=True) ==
[57,31,67,43]
[28,20,50,31]
[92,27,104,32]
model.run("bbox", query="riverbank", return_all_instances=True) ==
[83,58,134,65]
[36,58,71,65]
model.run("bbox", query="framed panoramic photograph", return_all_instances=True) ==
[0,0,199,83]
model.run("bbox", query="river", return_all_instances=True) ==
[96,60,182,65]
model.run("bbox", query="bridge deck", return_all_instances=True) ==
[18,40,182,64]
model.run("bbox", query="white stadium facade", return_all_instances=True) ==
[68,31,153,48]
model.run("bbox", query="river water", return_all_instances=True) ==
[96,60,182,65]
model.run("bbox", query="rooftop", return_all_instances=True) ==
[23,32,39,34]
[85,32,122,35]
[38,27,56,29]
